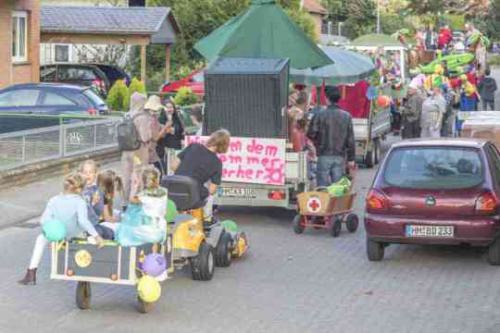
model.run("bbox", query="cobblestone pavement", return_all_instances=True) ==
[2,136,500,333]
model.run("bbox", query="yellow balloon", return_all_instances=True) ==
[137,276,161,303]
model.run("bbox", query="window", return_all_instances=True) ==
[55,45,70,63]
[83,89,105,107]
[42,92,76,106]
[383,147,484,190]
[58,67,97,81]
[0,90,39,107]
[12,11,28,63]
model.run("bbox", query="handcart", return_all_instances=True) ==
[50,238,169,313]
[293,189,358,237]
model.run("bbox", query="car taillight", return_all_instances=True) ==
[366,189,389,212]
[87,108,97,115]
[475,192,498,215]
[268,190,286,201]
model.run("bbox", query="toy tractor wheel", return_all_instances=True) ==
[346,214,359,233]
[137,297,155,314]
[76,281,91,310]
[292,215,305,234]
[190,241,215,281]
[215,232,233,267]
[330,218,342,238]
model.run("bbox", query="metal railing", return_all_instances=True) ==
[0,117,120,171]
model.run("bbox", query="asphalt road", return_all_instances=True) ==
[1,135,500,333]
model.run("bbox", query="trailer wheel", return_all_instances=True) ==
[137,297,155,314]
[76,281,91,310]
[365,149,374,168]
[292,215,305,234]
[330,218,342,237]
[190,241,215,281]
[346,214,359,233]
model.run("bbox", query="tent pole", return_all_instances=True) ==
[165,44,171,82]
[141,45,147,83]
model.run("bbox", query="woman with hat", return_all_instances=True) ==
[144,95,171,176]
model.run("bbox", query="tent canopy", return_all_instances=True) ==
[290,46,375,85]
[194,0,332,69]
[351,33,405,49]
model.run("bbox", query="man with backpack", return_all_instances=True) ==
[118,92,158,204]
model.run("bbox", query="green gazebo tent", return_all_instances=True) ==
[194,0,332,69]
[290,46,375,85]
[350,34,405,48]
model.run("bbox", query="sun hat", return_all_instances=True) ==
[144,95,165,113]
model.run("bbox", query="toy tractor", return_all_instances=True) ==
[162,175,236,281]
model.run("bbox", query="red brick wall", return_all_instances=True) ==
[0,0,40,89]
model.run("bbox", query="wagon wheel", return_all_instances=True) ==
[137,297,155,314]
[346,214,359,233]
[330,217,342,238]
[292,215,305,234]
[76,281,91,310]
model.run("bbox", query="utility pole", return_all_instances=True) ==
[376,0,381,34]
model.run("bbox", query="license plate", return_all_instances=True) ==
[218,187,256,199]
[405,225,454,238]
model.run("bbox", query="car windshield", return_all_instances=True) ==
[83,89,105,106]
[383,147,484,189]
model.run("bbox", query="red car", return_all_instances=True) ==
[365,139,500,265]
[161,70,204,96]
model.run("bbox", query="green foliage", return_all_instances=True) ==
[380,13,412,36]
[106,80,129,112]
[406,0,444,16]
[285,9,318,42]
[321,0,347,21]
[125,77,146,110]
[346,0,376,39]
[174,87,198,106]
[484,0,500,40]
[443,14,465,31]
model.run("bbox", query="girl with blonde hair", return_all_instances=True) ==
[18,173,103,285]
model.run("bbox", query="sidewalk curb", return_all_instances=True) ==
[0,149,121,190]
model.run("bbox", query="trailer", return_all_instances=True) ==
[353,107,391,167]
[200,57,308,210]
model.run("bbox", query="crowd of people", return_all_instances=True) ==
[401,21,497,139]
[402,64,497,140]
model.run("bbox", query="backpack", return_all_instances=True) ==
[117,113,145,151]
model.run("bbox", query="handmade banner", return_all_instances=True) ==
[185,136,286,186]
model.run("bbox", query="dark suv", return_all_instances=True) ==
[40,64,130,97]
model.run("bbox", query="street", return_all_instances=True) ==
[2,139,500,333]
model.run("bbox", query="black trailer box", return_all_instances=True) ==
[204,57,289,138]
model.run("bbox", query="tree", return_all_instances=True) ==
[484,0,500,39]
[344,0,376,39]
[321,0,376,39]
